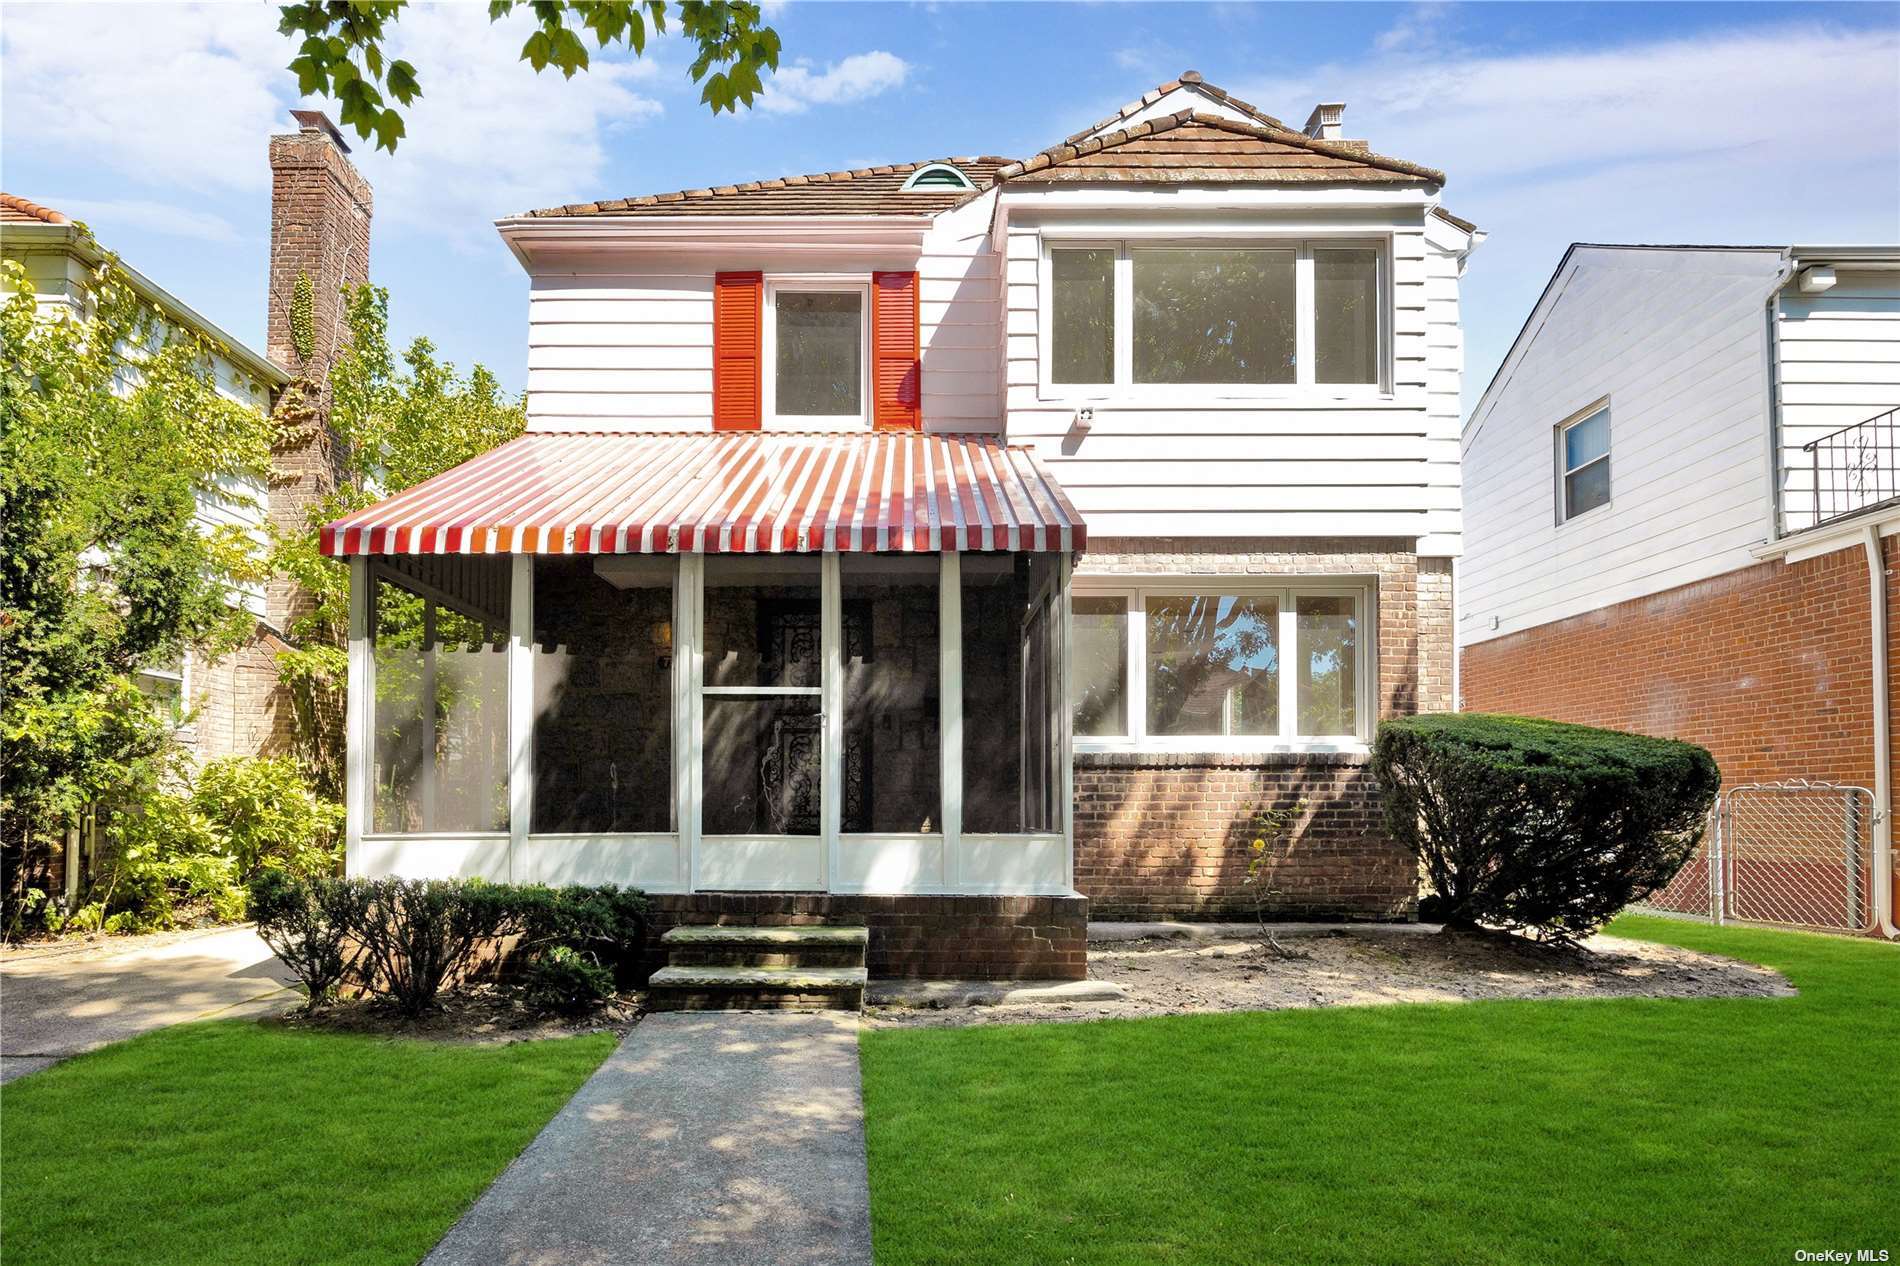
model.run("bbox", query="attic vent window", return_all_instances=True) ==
[901,163,974,191]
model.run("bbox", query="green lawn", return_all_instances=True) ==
[861,917,1900,1265]
[2,1022,615,1266]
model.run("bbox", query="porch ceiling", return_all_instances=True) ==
[320,430,1086,556]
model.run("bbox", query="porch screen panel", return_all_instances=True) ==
[961,553,1060,834]
[841,554,940,833]
[701,556,824,836]
[531,556,676,834]
[371,557,511,834]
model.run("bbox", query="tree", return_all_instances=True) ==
[0,249,275,925]
[279,0,782,153]
[272,284,526,801]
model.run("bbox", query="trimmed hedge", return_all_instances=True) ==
[1371,713,1720,941]
[249,875,647,1017]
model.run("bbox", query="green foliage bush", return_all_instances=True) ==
[249,870,372,1011]
[250,876,645,1016]
[1371,713,1720,942]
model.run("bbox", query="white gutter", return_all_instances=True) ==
[1864,524,1899,938]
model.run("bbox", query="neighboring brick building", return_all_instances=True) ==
[0,110,370,813]
[1459,243,1900,937]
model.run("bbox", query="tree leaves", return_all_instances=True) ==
[280,0,780,152]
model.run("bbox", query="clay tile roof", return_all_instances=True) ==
[994,110,1445,188]
[1060,70,1290,146]
[519,157,1017,218]
[0,192,70,225]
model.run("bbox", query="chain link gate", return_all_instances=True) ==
[1634,781,1878,932]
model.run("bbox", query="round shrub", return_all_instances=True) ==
[1370,713,1720,942]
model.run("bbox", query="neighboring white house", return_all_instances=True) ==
[1460,242,1900,937]
[322,73,1481,980]
[1,192,288,746]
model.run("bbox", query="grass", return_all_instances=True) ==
[2,1021,615,1266]
[861,917,1900,1265]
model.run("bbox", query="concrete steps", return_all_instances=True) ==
[648,925,868,1011]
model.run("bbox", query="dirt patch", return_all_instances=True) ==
[267,984,642,1045]
[865,927,1794,1029]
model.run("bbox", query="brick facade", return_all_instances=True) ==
[1068,536,1452,920]
[1459,542,1889,791]
[643,893,1088,980]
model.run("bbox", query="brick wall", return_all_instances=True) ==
[266,113,371,640]
[644,893,1088,980]
[182,633,296,762]
[1068,537,1449,920]
[1460,542,1886,790]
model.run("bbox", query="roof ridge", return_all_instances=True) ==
[0,192,70,225]
[1059,70,1289,146]
[525,156,1016,218]
[996,109,1446,185]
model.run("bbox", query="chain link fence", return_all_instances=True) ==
[1633,781,1877,933]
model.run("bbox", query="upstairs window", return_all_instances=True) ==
[1046,239,1385,392]
[767,283,867,424]
[1558,403,1611,522]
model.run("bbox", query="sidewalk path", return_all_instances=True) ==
[0,926,294,1083]
[425,1011,873,1266]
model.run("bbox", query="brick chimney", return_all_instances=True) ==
[266,108,371,636]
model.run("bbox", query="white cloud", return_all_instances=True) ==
[0,2,665,246]
[53,199,239,243]
[1,2,287,193]
[1234,21,1900,409]
[760,51,909,114]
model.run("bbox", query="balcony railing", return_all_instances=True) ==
[1799,406,1900,532]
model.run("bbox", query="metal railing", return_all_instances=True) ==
[1801,406,1900,530]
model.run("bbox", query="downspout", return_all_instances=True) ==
[1862,524,1898,938]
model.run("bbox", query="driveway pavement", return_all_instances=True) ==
[426,1011,873,1266]
[0,926,295,1083]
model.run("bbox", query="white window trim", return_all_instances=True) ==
[1037,235,1392,405]
[1070,575,1377,755]
[1556,398,1612,525]
[762,275,872,430]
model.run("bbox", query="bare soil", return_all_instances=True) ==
[866,927,1794,1029]
[269,983,642,1045]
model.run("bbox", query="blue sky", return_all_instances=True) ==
[5,1,1898,414]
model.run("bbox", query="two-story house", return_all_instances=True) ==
[1460,242,1900,939]
[321,73,1480,984]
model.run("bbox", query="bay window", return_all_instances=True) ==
[1045,239,1385,392]
[1069,582,1371,749]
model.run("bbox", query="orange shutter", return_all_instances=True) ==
[871,270,921,429]
[712,271,763,430]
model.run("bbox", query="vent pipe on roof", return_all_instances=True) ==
[1303,102,1345,141]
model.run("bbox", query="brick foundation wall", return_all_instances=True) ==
[1460,543,1886,790]
[644,893,1088,981]
[1075,752,1415,919]
[182,633,297,764]
[1067,537,1449,920]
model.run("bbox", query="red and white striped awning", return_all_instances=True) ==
[320,430,1086,556]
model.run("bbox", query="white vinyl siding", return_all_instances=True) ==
[1460,246,1786,646]
[1776,269,1900,531]
[1006,207,1466,549]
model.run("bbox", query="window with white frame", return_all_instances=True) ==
[1069,582,1371,747]
[1558,403,1611,522]
[765,280,868,425]
[1046,240,1385,392]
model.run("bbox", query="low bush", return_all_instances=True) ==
[247,875,646,1016]
[1371,713,1720,942]
[249,870,372,1011]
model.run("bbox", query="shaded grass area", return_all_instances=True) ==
[861,918,1899,1265]
[2,1021,615,1266]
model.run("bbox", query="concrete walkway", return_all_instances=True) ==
[426,1011,873,1266]
[0,926,295,1083]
